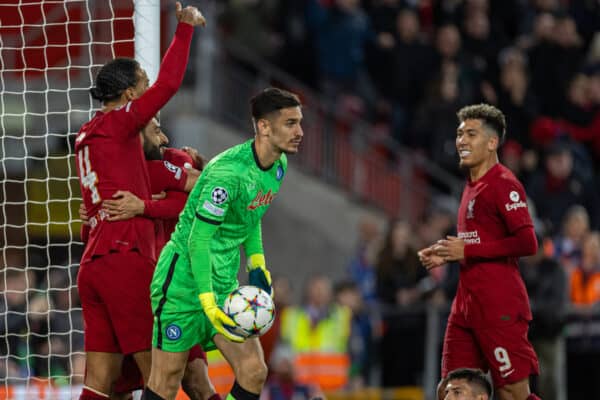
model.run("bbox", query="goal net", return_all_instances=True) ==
[1,1,134,397]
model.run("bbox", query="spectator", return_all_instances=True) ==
[346,215,381,305]
[306,0,379,108]
[279,275,352,392]
[334,281,375,388]
[259,345,322,400]
[570,231,600,311]
[553,205,590,277]
[375,219,428,386]
[567,231,600,399]
[527,140,598,234]
[521,236,567,400]
[383,7,435,143]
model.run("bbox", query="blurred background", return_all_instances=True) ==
[1,0,599,399]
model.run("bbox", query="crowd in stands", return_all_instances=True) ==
[218,0,600,235]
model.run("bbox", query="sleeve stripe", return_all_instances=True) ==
[195,212,222,225]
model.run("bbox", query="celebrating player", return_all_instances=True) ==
[418,104,541,400]
[86,117,218,400]
[74,4,205,400]
[141,87,303,400]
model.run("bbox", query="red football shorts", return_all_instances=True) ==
[442,315,539,388]
[113,345,208,394]
[78,251,154,354]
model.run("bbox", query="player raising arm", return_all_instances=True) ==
[142,88,303,400]
[74,4,205,400]
[418,104,541,400]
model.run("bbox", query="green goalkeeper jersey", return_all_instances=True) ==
[151,139,287,313]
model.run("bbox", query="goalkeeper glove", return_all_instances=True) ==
[198,292,244,343]
[247,254,273,296]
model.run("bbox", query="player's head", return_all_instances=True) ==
[251,88,303,154]
[456,104,506,169]
[443,368,492,400]
[90,58,149,104]
[140,117,168,160]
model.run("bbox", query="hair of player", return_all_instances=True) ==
[457,103,506,144]
[250,87,301,121]
[446,368,493,397]
[90,57,140,103]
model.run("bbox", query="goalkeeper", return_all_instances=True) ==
[142,87,303,400]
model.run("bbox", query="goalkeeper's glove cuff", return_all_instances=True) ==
[247,254,273,296]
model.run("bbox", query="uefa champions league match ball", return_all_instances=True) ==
[223,285,275,338]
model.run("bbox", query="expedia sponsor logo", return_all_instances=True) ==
[505,201,527,211]
[248,189,274,210]
[458,230,481,244]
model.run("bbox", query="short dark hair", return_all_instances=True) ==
[250,87,301,120]
[457,103,506,144]
[446,368,493,396]
[90,58,140,103]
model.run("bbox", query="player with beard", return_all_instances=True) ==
[90,116,220,400]
[418,104,541,400]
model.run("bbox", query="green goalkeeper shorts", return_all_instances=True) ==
[150,243,231,353]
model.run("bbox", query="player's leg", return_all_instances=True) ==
[144,347,189,399]
[439,319,487,400]
[83,352,124,397]
[144,307,205,399]
[214,335,268,399]
[78,258,125,398]
[475,318,540,400]
[495,378,531,400]
[181,345,221,400]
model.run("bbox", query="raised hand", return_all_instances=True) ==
[175,1,206,27]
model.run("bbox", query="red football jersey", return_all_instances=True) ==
[453,163,534,325]
[75,23,194,264]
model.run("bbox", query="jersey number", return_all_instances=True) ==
[78,146,101,204]
[494,347,513,374]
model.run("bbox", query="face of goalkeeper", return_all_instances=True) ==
[256,106,304,155]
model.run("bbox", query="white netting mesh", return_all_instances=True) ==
[0,1,134,397]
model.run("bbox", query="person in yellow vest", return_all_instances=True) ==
[279,275,352,392]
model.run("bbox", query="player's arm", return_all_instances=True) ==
[243,222,273,296]
[144,190,188,220]
[463,226,537,260]
[115,4,205,135]
[190,171,244,342]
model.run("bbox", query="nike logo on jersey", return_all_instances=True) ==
[247,190,274,210]
[500,368,515,378]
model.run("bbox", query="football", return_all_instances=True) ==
[223,285,275,338]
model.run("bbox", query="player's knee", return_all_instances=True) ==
[181,361,215,400]
[85,368,120,394]
[235,357,268,387]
